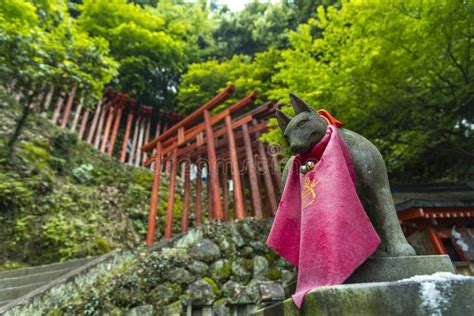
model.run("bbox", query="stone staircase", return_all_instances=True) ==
[0,257,93,308]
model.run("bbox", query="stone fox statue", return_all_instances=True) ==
[276,94,415,257]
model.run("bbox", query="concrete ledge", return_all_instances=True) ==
[347,255,454,283]
[253,273,474,316]
[0,267,75,289]
[0,251,119,314]
[0,282,49,301]
[0,258,91,279]
[1,237,181,314]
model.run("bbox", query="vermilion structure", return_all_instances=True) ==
[35,85,282,245]
[141,86,282,244]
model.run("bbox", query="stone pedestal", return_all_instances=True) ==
[346,255,454,283]
[253,272,474,316]
[253,255,474,315]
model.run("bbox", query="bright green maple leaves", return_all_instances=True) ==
[179,0,474,182]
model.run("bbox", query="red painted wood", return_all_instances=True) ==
[120,102,136,162]
[195,160,203,227]
[165,148,178,239]
[428,227,448,255]
[146,142,162,245]
[242,123,263,219]
[204,110,223,220]
[169,116,265,159]
[94,102,109,149]
[178,127,185,145]
[78,109,90,140]
[100,104,116,153]
[61,85,77,128]
[256,127,277,216]
[151,95,257,156]
[108,104,124,155]
[142,86,235,152]
[225,115,245,219]
[181,156,191,233]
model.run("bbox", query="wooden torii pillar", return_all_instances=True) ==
[60,84,78,128]
[86,100,103,144]
[94,102,110,149]
[100,102,117,153]
[94,88,117,149]
[137,106,153,166]
[70,94,84,132]
[225,114,245,219]
[242,123,263,218]
[51,91,65,124]
[78,109,90,140]
[146,141,163,245]
[107,93,128,156]
[204,109,223,221]
[120,99,137,162]
[181,155,191,232]
[164,148,178,238]
[142,86,236,243]
[255,122,277,216]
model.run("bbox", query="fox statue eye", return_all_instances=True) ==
[297,119,309,128]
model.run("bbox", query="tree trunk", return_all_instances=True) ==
[6,103,31,158]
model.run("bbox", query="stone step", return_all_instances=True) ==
[0,267,74,290]
[0,300,11,307]
[0,257,92,279]
[0,281,49,302]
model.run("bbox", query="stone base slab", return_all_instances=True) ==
[253,272,474,316]
[346,255,454,283]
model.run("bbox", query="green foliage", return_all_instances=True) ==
[0,0,118,155]
[201,277,222,296]
[72,163,95,183]
[0,0,118,107]
[267,267,282,280]
[211,0,337,59]
[264,0,474,182]
[178,49,283,114]
[0,172,34,213]
[77,0,213,110]
[0,91,156,268]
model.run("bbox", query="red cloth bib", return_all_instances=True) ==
[266,125,380,308]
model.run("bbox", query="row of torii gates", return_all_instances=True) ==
[142,86,283,244]
[26,85,182,165]
[29,84,283,244]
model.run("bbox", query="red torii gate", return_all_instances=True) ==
[44,86,182,166]
[26,84,281,244]
[142,86,282,244]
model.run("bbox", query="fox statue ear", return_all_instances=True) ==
[275,110,292,131]
[290,93,312,114]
